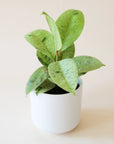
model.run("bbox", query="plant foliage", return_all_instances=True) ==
[25,9,105,95]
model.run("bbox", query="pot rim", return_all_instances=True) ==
[31,78,82,97]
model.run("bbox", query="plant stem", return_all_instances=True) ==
[53,59,55,62]
[56,51,59,61]
[59,51,61,56]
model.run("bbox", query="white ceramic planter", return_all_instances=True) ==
[29,78,82,134]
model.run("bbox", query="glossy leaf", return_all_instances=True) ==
[25,29,55,59]
[35,79,55,95]
[73,56,105,75]
[48,59,78,95]
[56,9,84,51]
[36,50,53,66]
[61,44,75,59]
[42,12,62,51]
[25,66,48,95]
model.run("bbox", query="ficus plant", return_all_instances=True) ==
[25,9,105,95]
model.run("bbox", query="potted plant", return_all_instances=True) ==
[25,9,105,134]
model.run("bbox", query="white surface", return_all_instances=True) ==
[0,0,114,143]
[30,78,82,134]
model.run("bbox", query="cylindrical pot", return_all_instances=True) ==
[29,78,82,134]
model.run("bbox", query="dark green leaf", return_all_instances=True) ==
[35,79,55,95]
[61,44,75,59]
[36,50,53,66]
[79,72,86,76]
[25,66,48,95]
[48,77,55,83]
[48,59,78,95]
[56,9,84,51]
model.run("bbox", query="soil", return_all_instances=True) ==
[45,83,80,95]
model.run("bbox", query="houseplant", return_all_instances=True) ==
[25,9,105,133]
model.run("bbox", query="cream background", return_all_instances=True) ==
[0,0,114,143]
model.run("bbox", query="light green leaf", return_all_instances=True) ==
[25,29,55,59]
[35,79,55,95]
[48,59,78,95]
[73,56,105,75]
[25,66,48,95]
[36,50,53,66]
[56,9,84,51]
[42,12,62,51]
[61,44,75,59]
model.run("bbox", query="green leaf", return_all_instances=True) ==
[25,66,48,95]
[79,72,86,76]
[48,59,78,95]
[56,9,84,51]
[35,79,55,95]
[36,50,53,66]
[42,12,62,51]
[73,56,105,75]
[61,44,75,59]
[48,77,55,83]
[25,29,55,59]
